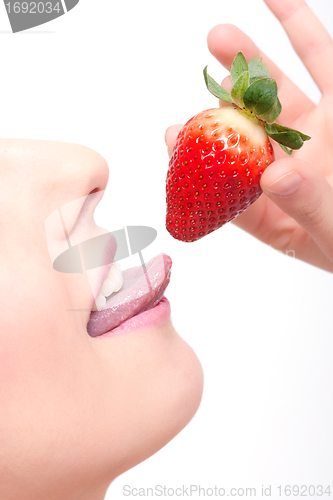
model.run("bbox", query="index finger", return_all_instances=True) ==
[265,0,333,94]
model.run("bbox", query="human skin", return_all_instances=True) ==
[166,0,333,273]
[0,139,204,500]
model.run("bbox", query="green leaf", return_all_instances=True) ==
[259,97,282,123]
[230,52,248,84]
[278,143,293,156]
[267,130,303,149]
[248,57,270,84]
[231,71,249,107]
[203,66,233,104]
[243,79,278,117]
[267,122,311,142]
[265,123,310,150]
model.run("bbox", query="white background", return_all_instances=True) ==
[0,0,332,498]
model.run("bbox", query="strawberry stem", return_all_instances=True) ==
[203,52,311,155]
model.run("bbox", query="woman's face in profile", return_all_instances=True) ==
[0,139,203,500]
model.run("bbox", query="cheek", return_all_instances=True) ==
[89,320,204,475]
[0,297,108,493]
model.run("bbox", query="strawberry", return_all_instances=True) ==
[166,52,310,242]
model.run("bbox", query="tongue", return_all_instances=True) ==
[87,254,172,337]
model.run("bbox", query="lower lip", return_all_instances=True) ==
[92,296,171,339]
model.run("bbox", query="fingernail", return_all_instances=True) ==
[265,171,303,197]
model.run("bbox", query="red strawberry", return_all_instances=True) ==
[166,52,310,242]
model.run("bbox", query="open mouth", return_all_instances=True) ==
[87,254,172,337]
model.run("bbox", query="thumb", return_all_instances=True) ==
[165,125,183,158]
[261,158,333,262]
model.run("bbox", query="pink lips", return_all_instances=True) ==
[87,254,172,337]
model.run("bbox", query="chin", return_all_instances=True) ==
[103,319,204,478]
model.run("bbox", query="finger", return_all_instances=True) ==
[165,125,183,158]
[232,194,333,272]
[261,158,333,264]
[207,24,314,122]
[264,0,333,94]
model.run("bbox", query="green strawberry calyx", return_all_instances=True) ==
[203,52,310,155]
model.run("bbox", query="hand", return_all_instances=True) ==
[165,0,333,273]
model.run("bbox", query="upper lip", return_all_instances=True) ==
[88,232,118,312]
